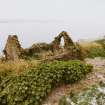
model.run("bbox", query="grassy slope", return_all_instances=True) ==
[79,38,105,58]
[0,60,92,105]
[0,59,39,75]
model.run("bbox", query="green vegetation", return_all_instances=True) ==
[0,59,39,75]
[95,39,105,49]
[79,39,105,58]
[0,60,92,105]
[85,47,105,58]
[59,82,105,105]
[87,39,105,58]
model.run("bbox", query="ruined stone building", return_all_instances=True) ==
[3,35,23,60]
[3,31,82,61]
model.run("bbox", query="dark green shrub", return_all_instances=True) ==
[0,60,92,105]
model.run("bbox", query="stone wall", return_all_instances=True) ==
[50,31,74,52]
[3,31,82,60]
[3,35,23,60]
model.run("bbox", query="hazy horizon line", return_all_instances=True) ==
[0,19,66,23]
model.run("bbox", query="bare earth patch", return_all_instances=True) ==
[43,57,105,105]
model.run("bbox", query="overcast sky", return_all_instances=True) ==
[0,0,104,21]
[0,0,105,55]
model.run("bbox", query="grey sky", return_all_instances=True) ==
[0,0,104,21]
[0,0,105,55]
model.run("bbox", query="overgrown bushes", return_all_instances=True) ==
[0,60,92,105]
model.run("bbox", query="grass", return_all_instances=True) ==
[0,59,39,75]
[79,39,105,58]
[95,39,105,49]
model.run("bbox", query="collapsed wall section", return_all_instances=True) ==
[3,31,82,61]
[3,35,23,60]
